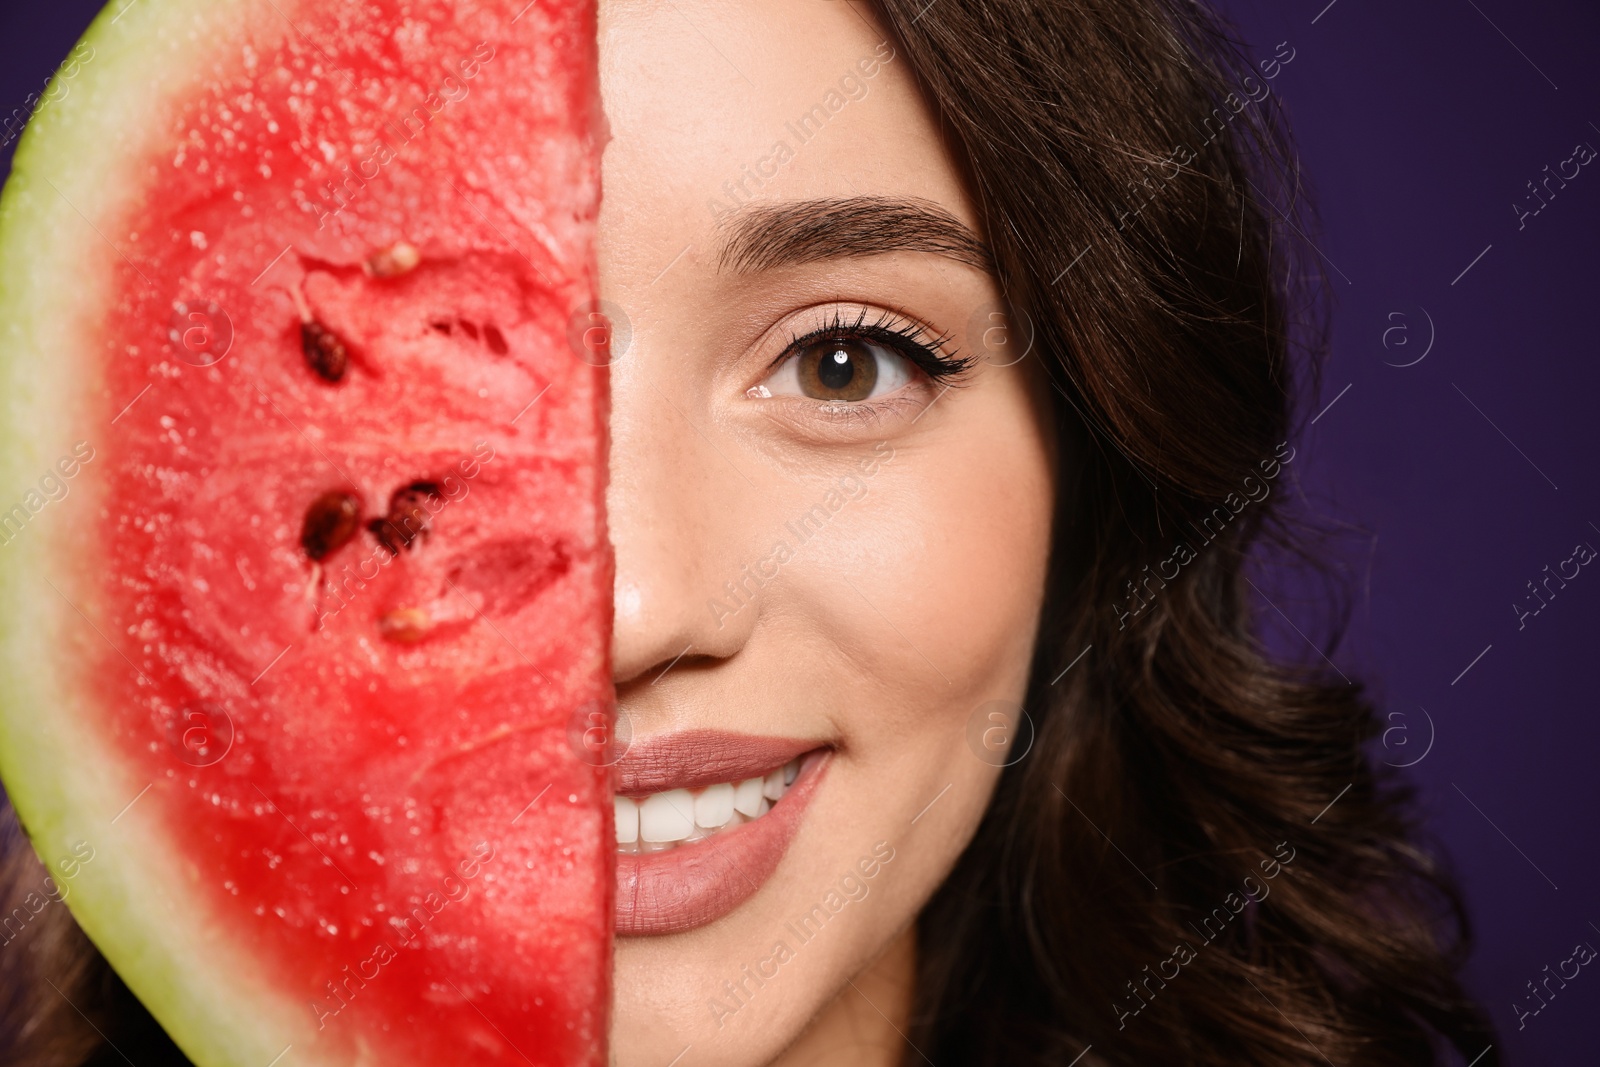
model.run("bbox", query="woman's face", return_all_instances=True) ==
[600,0,1057,1061]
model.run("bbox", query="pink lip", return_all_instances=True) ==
[614,733,831,937]
[614,730,820,795]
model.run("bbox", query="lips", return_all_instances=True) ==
[614,731,830,936]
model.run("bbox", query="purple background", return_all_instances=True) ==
[2,0,1596,1062]
[1214,1,1600,1063]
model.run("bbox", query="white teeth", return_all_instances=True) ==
[733,777,766,817]
[639,790,695,842]
[695,783,735,828]
[614,796,639,845]
[617,758,806,853]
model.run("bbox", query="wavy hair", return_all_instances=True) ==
[865,0,1497,1063]
[0,0,1495,1063]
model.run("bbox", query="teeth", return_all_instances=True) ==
[733,777,765,817]
[614,796,639,844]
[695,783,735,829]
[639,790,695,842]
[617,758,802,852]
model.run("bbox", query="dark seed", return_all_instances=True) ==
[459,320,480,341]
[300,490,363,561]
[301,319,349,382]
[368,480,444,555]
[483,324,508,355]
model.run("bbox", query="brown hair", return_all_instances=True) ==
[0,807,188,1064]
[0,0,1495,1062]
[863,0,1497,1063]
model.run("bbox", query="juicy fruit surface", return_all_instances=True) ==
[1,0,610,1063]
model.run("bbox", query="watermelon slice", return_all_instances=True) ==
[0,1,613,1064]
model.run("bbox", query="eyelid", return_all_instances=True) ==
[761,336,917,403]
[740,305,977,442]
[762,306,975,383]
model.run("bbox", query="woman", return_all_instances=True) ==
[1,0,1496,1063]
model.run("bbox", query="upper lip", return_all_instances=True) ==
[614,729,826,795]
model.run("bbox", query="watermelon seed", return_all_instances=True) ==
[368,481,444,555]
[429,320,454,335]
[364,241,420,278]
[300,490,364,560]
[459,320,480,341]
[301,319,350,382]
[379,607,433,644]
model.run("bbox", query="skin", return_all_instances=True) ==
[598,0,1058,1063]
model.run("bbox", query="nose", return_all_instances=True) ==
[606,348,759,689]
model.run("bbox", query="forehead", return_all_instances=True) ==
[597,0,976,262]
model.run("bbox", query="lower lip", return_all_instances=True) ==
[615,749,831,937]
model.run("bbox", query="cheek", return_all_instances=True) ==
[917,440,1054,668]
[826,409,1050,685]
[739,375,1054,1031]
[780,373,1056,760]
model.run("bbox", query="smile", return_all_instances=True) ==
[613,732,831,936]
[614,756,802,853]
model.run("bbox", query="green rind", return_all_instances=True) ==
[0,2,315,1064]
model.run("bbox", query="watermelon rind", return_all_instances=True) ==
[0,2,348,1063]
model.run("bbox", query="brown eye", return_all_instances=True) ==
[796,339,878,402]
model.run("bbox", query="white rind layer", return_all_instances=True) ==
[0,2,317,1064]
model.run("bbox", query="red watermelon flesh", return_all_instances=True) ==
[0,1,612,1064]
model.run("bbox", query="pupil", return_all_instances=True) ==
[798,338,877,401]
[818,347,855,389]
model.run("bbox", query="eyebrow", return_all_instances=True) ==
[716,196,994,275]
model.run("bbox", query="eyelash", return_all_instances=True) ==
[774,308,976,388]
